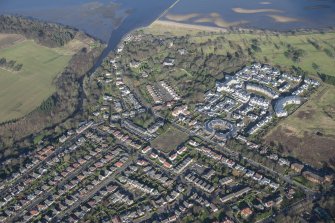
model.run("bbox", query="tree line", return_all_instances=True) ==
[0,15,76,47]
[318,73,335,86]
[0,57,23,71]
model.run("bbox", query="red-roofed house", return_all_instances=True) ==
[240,207,253,218]
[164,161,172,169]
[115,162,124,168]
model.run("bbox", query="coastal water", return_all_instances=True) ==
[0,0,175,70]
[163,0,335,31]
[1,0,334,70]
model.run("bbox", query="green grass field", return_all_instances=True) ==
[146,23,335,77]
[191,32,335,76]
[0,37,80,122]
[151,126,189,153]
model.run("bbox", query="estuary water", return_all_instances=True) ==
[1,0,334,70]
[162,0,335,31]
[0,0,175,70]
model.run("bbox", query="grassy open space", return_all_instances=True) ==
[200,31,335,76]
[151,125,189,153]
[145,22,335,77]
[0,33,93,122]
[265,84,335,168]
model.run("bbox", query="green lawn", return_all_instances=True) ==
[191,32,335,77]
[0,39,75,122]
[151,125,189,153]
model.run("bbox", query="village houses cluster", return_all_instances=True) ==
[1,33,332,223]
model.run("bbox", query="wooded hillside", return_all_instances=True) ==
[0,15,76,47]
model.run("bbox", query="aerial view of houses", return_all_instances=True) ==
[0,1,335,223]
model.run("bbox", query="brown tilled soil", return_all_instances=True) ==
[265,125,335,168]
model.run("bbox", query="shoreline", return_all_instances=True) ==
[1,14,106,44]
[148,19,335,36]
[150,20,228,33]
